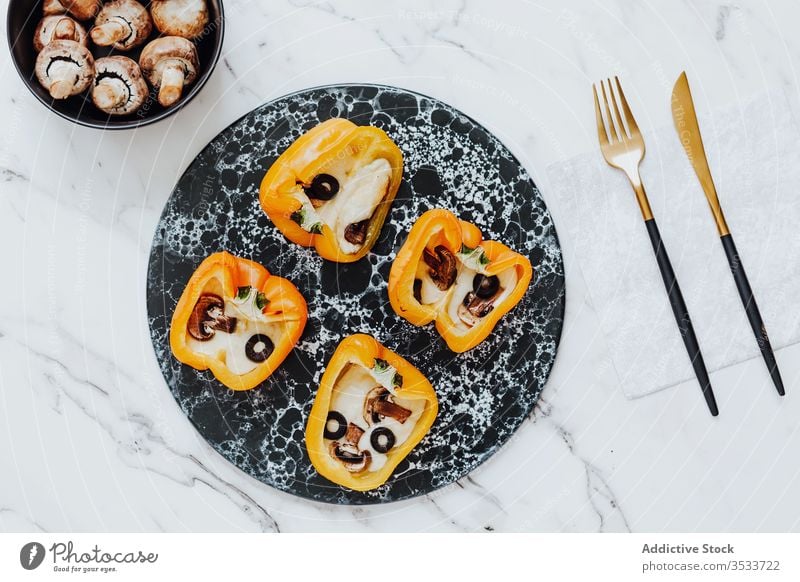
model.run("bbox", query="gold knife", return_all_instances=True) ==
[671,71,784,396]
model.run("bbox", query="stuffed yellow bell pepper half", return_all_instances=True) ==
[306,334,438,491]
[388,209,533,353]
[169,251,308,391]
[259,118,404,263]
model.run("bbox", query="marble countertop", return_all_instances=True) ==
[2,0,799,532]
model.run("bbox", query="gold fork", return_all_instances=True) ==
[593,77,719,416]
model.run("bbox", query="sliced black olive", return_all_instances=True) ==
[304,173,339,200]
[245,334,274,363]
[323,411,347,440]
[413,278,422,303]
[473,274,500,299]
[370,427,396,453]
[344,219,369,245]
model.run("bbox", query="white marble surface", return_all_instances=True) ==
[1,0,800,532]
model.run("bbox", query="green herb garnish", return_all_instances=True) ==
[291,209,323,234]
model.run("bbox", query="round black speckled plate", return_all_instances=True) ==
[147,84,565,504]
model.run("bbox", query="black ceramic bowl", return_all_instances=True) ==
[7,0,224,129]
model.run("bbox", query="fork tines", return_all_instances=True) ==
[593,77,639,146]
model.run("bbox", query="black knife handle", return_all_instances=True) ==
[720,234,785,396]
[645,219,718,416]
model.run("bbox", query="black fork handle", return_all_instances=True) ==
[645,219,719,416]
[720,234,785,396]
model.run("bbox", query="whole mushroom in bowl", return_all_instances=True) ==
[139,36,199,107]
[150,0,209,39]
[33,15,87,52]
[91,56,149,115]
[35,39,94,99]
[43,0,101,21]
[90,0,152,50]
[41,0,63,14]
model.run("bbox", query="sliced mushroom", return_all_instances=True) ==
[89,0,152,50]
[329,423,371,473]
[363,386,412,426]
[457,292,496,327]
[457,274,505,326]
[47,0,101,21]
[329,442,371,472]
[150,0,209,39]
[139,36,199,107]
[35,40,94,99]
[91,56,148,115]
[344,422,364,444]
[33,15,87,52]
[343,219,369,246]
[187,293,237,341]
[422,245,457,290]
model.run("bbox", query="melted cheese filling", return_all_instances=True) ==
[186,299,286,376]
[296,158,392,254]
[326,364,426,472]
[415,259,448,305]
[415,250,519,334]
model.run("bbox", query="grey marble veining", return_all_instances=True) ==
[2,0,800,532]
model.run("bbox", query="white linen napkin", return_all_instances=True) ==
[547,90,800,398]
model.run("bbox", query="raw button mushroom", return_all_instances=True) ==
[139,36,199,107]
[33,15,88,52]
[35,39,94,99]
[90,0,152,51]
[150,0,209,39]
[91,56,148,115]
[42,0,67,15]
[43,0,101,21]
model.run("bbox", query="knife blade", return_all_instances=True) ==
[671,71,729,236]
[670,71,785,396]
